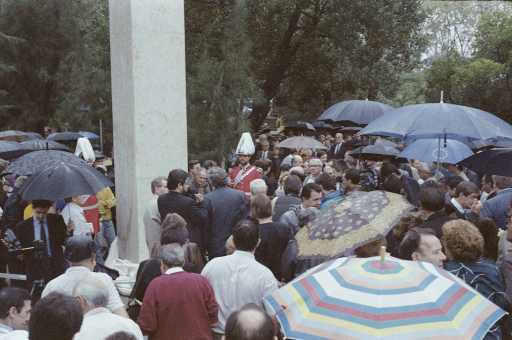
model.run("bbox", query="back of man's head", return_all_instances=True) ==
[315,173,337,192]
[64,235,96,264]
[301,183,322,200]
[160,213,188,246]
[284,174,302,196]
[419,186,445,212]
[344,168,360,185]
[160,243,185,268]
[29,293,83,340]
[224,304,275,340]
[493,175,512,190]
[167,169,189,190]
[233,219,260,252]
[442,175,463,191]
[455,181,479,197]
[0,287,30,320]
[208,167,228,188]
[250,179,268,196]
[73,274,109,310]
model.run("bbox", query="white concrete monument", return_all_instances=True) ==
[109,0,187,261]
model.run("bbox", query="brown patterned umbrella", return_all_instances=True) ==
[296,190,413,261]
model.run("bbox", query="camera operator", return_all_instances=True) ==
[14,200,67,298]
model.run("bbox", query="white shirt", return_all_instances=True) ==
[201,250,278,334]
[41,266,124,312]
[60,202,93,236]
[450,197,465,215]
[165,267,184,275]
[74,307,143,340]
[0,330,28,340]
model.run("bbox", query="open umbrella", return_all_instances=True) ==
[78,131,100,140]
[22,132,43,140]
[47,132,84,141]
[0,141,27,160]
[19,140,70,152]
[20,162,112,201]
[459,148,512,176]
[311,121,334,131]
[360,103,512,141]
[350,143,401,161]
[317,100,393,125]
[2,150,87,176]
[277,136,327,150]
[296,191,412,262]
[400,138,473,165]
[264,256,505,340]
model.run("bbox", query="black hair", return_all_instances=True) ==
[301,183,322,200]
[398,228,435,260]
[380,162,399,180]
[284,175,302,196]
[29,292,83,340]
[105,332,137,340]
[225,303,275,340]
[188,160,200,172]
[344,168,360,185]
[0,287,30,319]
[167,169,189,190]
[232,219,260,252]
[315,173,337,192]
[443,176,464,190]
[419,187,445,212]
[455,181,479,197]
[475,218,499,261]
[64,236,96,263]
[32,200,53,209]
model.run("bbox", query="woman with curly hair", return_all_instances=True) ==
[443,219,510,340]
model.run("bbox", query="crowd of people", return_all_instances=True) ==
[0,130,511,339]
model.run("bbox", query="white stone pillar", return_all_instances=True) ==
[109,0,187,262]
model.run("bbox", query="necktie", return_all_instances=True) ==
[39,220,48,256]
[335,143,341,154]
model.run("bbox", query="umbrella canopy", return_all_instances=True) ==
[317,100,393,125]
[264,256,506,340]
[19,140,70,152]
[2,150,88,176]
[0,141,27,160]
[22,132,43,140]
[459,148,512,176]
[78,131,100,140]
[277,136,327,150]
[296,191,412,261]
[20,162,112,201]
[400,138,473,165]
[0,130,27,140]
[47,132,84,141]
[312,121,334,130]
[285,121,316,131]
[360,103,512,141]
[350,143,401,161]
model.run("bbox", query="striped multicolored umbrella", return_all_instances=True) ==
[264,256,505,340]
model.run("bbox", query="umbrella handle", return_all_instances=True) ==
[379,246,386,264]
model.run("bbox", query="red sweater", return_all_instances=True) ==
[138,271,218,340]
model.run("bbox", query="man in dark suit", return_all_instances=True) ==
[329,133,345,160]
[445,181,480,222]
[203,167,247,259]
[480,175,512,229]
[14,200,67,292]
[418,186,453,238]
[158,169,207,251]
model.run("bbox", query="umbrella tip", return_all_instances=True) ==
[379,246,386,264]
[440,90,444,104]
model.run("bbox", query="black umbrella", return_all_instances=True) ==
[285,121,316,131]
[0,141,27,160]
[312,121,334,130]
[2,150,87,176]
[317,100,393,125]
[47,131,84,141]
[20,140,70,152]
[20,162,113,201]
[459,148,512,176]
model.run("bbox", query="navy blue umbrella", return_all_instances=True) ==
[0,141,27,160]
[20,140,70,152]
[459,148,512,176]
[400,138,473,164]
[79,131,100,140]
[317,100,393,125]
[47,131,83,141]
[3,150,87,176]
[19,162,112,201]
[360,103,512,141]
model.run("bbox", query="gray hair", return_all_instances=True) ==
[160,243,185,268]
[73,274,109,308]
[250,179,267,196]
[207,167,228,188]
[151,176,167,194]
[416,162,432,173]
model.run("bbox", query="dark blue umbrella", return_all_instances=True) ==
[19,162,112,201]
[360,103,512,141]
[459,148,512,176]
[317,100,393,125]
[22,132,43,140]
[2,150,87,176]
[311,121,334,130]
[47,132,83,141]
[19,140,70,152]
[78,131,100,140]
[400,138,473,164]
[0,141,27,160]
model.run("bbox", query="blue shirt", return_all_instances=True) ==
[33,218,51,256]
[320,191,344,209]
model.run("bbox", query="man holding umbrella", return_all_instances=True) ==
[228,133,261,194]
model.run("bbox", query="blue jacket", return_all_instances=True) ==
[480,188,512,229]
[320,191,343,209]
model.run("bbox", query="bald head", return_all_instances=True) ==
[224,304,275,340]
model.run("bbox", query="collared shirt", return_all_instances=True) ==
[41,266,124,312]
[74,307,143,340]
[0,330,28,340]
[61,202,93,236]
[450,198,465,215]
[165,267,184,275]
[201,250,278,334]
[32,218,51,256]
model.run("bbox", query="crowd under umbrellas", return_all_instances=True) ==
[1,98,512,340]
